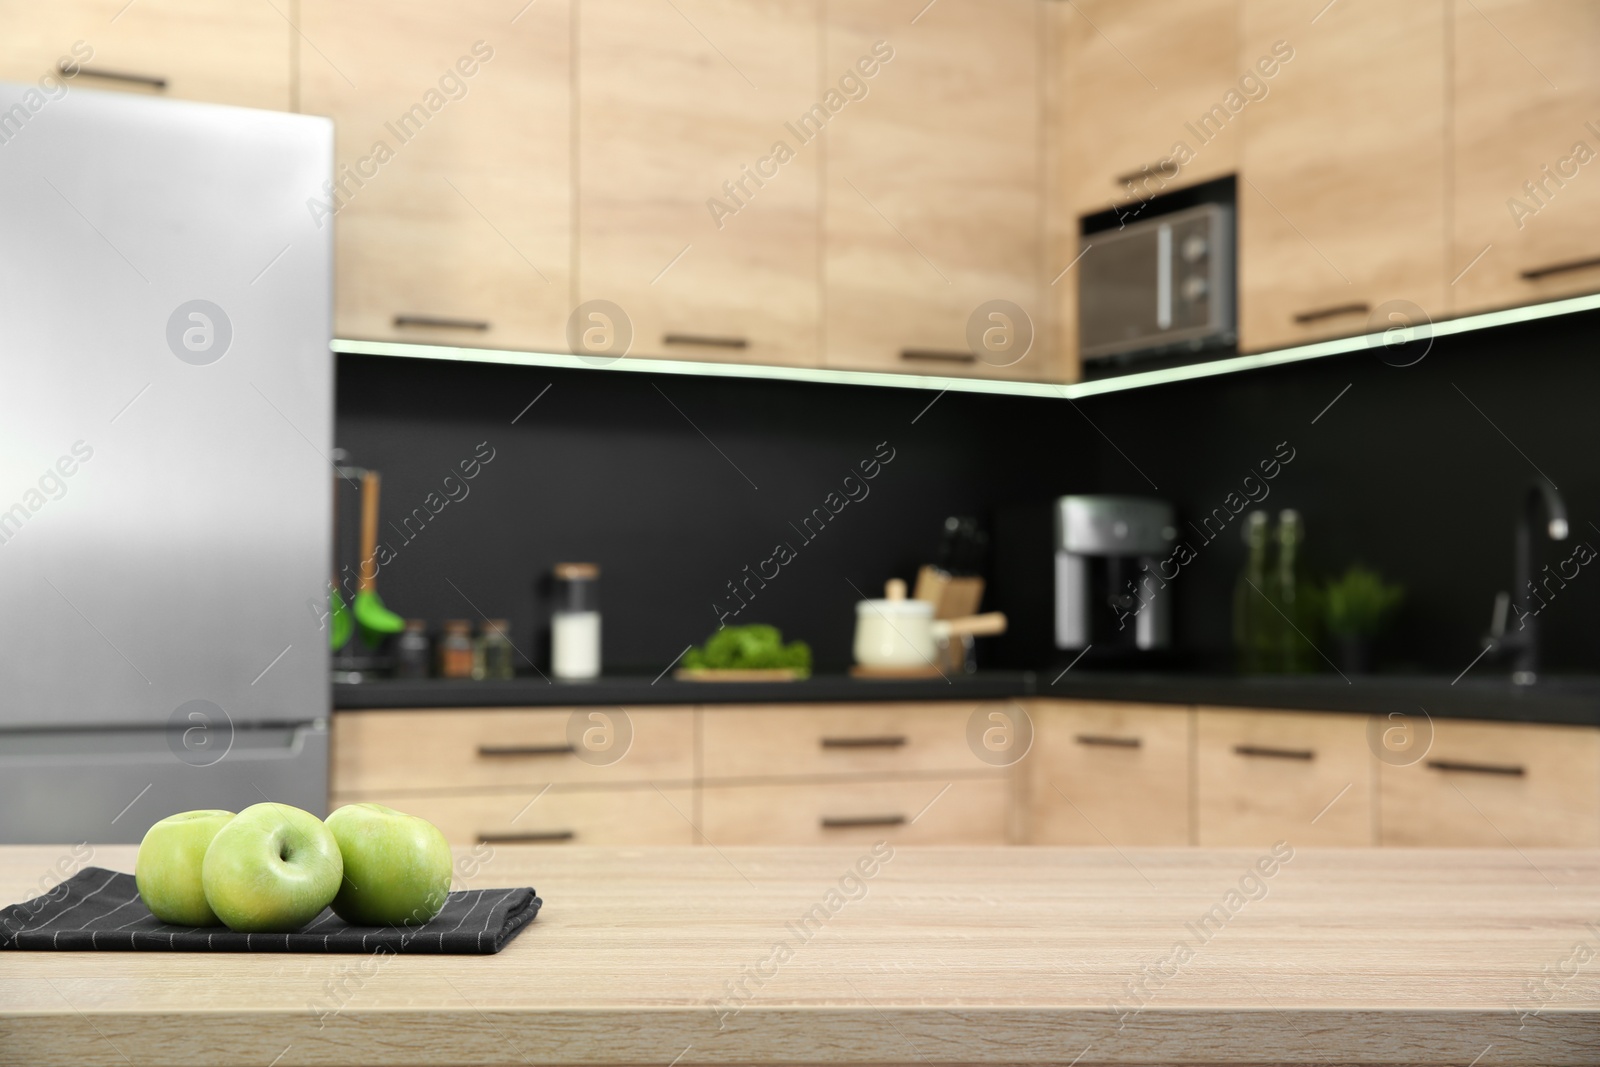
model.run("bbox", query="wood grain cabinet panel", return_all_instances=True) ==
[332,786,698,846]
[700,702,1010,780]
[824,0,1053,381]
[1196,707,1374,846]
[1379,719,1600,847]
[300,0,572,353]
[0,0,291,111]
[1045,0,1237,380]
[332,707,696,794]
[701,777,1009,845]
[1451,0,1600,316]
[1237,0,1446,350]
[1024,701,1192,845]
[1054,0,1241,217]
[577,0,821,367]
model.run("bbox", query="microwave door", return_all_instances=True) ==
[1078,202,1235,363]
[1079,226,1165,359]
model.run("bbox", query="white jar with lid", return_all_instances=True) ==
[551,563,600,680]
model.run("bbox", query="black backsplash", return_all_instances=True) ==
[336,309,1599,677]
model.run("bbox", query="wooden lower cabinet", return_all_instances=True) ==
[1379,719,1600,847]
[1023,701,1192,845]
[700,777,1011,846]
[331,703,1599,848]
[701,703,1004,779]
[1195,707,1375,847]
[331,787,697,847]
[332,707,695,794]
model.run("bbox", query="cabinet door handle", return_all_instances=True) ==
[1114,160,1179,186]
[477,744,575,758]
[1426,759,1526,777]
[1519,255,1600,281]
[820,815,906,829]
[900,348,976,364]
[478,830,576,844]
[1291,302,1369,325]
[662,333,748,349]
[63,64,167,90]
[1075,734,1142,749]
[394,314,490,331]
[820,735,907,749]
[1233,744,1314,761]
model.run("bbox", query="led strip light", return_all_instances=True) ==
[333,291,1600,401]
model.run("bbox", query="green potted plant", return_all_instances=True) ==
[1322,565,1404,674]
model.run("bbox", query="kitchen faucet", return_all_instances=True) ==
[1484,481,1568,685]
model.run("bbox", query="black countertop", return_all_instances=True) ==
[333,671,1035,709]
[1040,671,1600,727]
[334,670,1600,726]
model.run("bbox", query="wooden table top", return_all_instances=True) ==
[2,844,1598,1066]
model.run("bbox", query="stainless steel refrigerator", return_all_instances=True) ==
[0,83,332,843]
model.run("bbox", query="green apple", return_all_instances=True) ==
[201,802,343,933]
[135,809,235,926]
[326,803,452,927]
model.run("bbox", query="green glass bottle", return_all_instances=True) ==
[1233,510,1272,674]
[1273,509,1318,673]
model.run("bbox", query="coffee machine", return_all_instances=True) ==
[1055,495,1177,653]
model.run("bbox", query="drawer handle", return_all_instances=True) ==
[63,64,167,90]
[477,744,575,758]
[820,736,908,749]
[1233,744,1314,761]
[1425,759,1526,777]
[1075,734,1142,749]
[478,831,576,844]
[1292,302,1370,325]
[662,333,748,349]
[1519,255,1600,281]
[394,314,490,331]
[820,815,906,829]
[900,348,976,364]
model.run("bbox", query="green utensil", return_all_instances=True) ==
[354,590,406,645]
[354,471,407,647]
[329,586,354,650]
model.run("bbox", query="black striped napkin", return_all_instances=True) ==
[0,867,541,953]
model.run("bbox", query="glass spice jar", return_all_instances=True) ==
[438,620,474,679]
[473,618,515,681]
[395,619,431,679]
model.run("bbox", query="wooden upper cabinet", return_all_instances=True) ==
[1452,0,1600,316]
[0,0,290,110]
[1237,0,1446,351]
[825,0,1052,381]
[577,0,821,367]
[1045,0,1236,381]
[1055,0,1241,217]
[299,0,572,353]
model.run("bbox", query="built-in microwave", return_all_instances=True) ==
[1078,203,1235,365]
